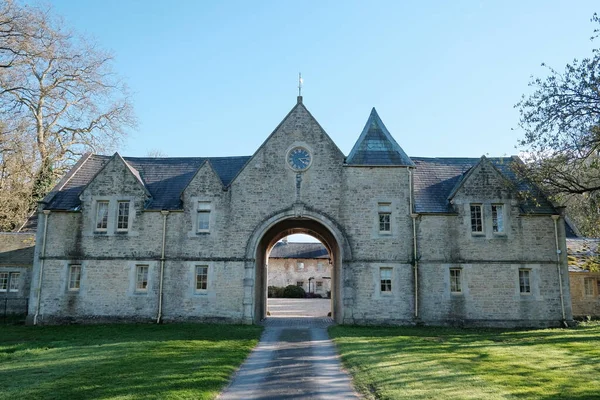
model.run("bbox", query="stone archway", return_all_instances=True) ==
[244,208,351,324]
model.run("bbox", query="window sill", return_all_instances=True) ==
[378,231,392,235]
[94,231,107,235]
[450,291,463,295]
[493,232,507,237]
[194,291,208,296]
[115,230,129,235]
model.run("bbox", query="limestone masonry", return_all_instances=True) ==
[27,97,573,327]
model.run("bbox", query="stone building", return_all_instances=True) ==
[567,238,600,318]
[27,97,573,327]
[0,232,35,314]
[268,241,332,296]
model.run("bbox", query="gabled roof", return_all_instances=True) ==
[45,155,251,211]
[411,157,556,214]
[446,155,514,201]
[269,242,329,259]
[346,108,415,167]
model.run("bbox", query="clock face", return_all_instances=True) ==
[287,147,312,171]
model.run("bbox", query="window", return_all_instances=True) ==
[0,272,7,292]
[197,202,211,232]
[95,201,109,231]
[296,281,304,287]
[584,278,595,296]
[450,268,462,293]
[378,203,392,233]
[316,281,323,290]
[470,204,483,233]
[195,265,208,291]
[380,268,392,292]
[297,262,305,271]
[117,201,130,231]
[317,262,324,272]
[135,265,149,292]
[9,272,19,292]
[519,269,531,294]
[68,265,81,291]
[492,204,504,233]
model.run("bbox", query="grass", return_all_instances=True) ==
[0,323,263,400]
[329,322,600,400]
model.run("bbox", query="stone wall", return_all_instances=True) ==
[28,102,573,327]
[267,258,332,295]
[569,272,600,317]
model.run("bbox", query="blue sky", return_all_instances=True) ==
[38,1,600,243]
[43,0,599,160]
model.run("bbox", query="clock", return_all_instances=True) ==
[287,146,312,171]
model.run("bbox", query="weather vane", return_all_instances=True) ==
[298,72,303,97]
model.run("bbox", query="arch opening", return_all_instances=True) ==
[253,217,343,324]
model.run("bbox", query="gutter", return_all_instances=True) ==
[156,210,169,324]
[33,210,50,325]
[409,169,419,319]
[551,215,567,326]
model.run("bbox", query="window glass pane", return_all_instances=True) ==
[296,281,304,287]
[136,266,148,291]
[69,265,81,290]
[379,213,391,232]
[198,211,210,231]
[9,272,19,292]
[380,268,392,292]
[584,278,594,296]
[470,204,483,232]
[450,269,462,293]
[96,201,109,230]
[297,262,304,271]
[117,201,130,230]
[0,272,7,291]
[492,205,504,233]
[519,269,531,293]
[316,281,323,290]
[196,266,208,291]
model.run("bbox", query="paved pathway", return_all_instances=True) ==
[219,300,360,400]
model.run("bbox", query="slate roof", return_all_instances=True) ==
[346,108,415,166]
[269,242,329,259]
[411,157,557,215]
[45,154,251,211]
[0,233,35,266]
[567,238,600,272]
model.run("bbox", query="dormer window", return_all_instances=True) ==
[95,201,109,231]
[117,201,130,232]
[197,202,211,232]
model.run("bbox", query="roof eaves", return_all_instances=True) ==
[41,152,93,206]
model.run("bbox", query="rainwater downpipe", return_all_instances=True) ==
[551,215,567,326]
[156,210,169,324]
[33,210,50,325]
[409,169,419,319]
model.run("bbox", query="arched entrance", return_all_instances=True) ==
[245,209,350,324]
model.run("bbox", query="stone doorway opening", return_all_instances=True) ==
[253,217,342,324]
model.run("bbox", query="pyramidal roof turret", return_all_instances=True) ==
[346,108,415,167]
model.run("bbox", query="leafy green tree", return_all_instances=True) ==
[516,14,600,236]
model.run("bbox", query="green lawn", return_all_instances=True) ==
[0,323,263,400]
[330,322,600,400]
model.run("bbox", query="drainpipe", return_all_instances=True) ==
[33,210,51,325]
[409,169,419,318]
[551,215,567,326]
[156,210,169,324]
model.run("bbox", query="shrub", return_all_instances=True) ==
[268,286,285,298]
[282,285,306,298]
[305,292,323,298]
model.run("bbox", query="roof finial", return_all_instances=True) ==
[297,72,303,103]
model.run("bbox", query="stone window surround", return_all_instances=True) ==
[116,201,131,232]
[128,262,155,296]
[88,196,138,237]
[373,200,398,238]
[513,266,541,299]
[188,262,214,297]
[187,197,216,238]
[464,201,510,239]
[9,272,19,292]
[0,272,8,292]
